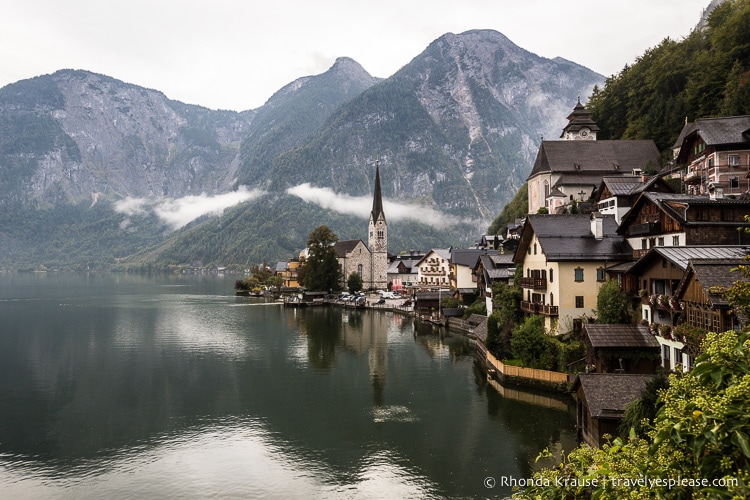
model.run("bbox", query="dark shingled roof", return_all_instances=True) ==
[673,115,750,151]
[574,374,655,419]
[452,249,499,267]
[334,239,366,257]
[585,324,659,349]
[676,258,750,306]
[618,192,750,234]
[528,140,661,179]
[514,214,632,263]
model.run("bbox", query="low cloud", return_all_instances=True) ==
[114,186,264,230]
[286,183,467,229]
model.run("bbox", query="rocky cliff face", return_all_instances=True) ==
[0,70,253,206]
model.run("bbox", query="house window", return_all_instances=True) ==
[672,235,680,246]
[533,243,537,255]
[549,269,554,283]
[674,347,682,368]
[729,154,740,167]
[574,268,584,282]
[658,237,664,246]
[550,293,554,306]
[596,268,605,282]
[663,345,671,369]
[357,264,363,276]
[575,296,584,308]
[641,239,647,250]
[730,176,740,189]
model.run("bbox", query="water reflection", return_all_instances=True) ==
[0,275,577,498]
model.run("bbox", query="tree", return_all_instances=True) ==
[517,331,750,499]
[347,272,363,294]
[596,279,633,324]
[510,315,548,368]
[301,226,342,292]
[517,269,750,499]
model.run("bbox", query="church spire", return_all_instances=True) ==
[371,159,385,223]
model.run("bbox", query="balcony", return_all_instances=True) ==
[520,277,547,290]
[520,301,558,316]
[629,221,660,236]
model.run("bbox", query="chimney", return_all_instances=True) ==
[590,212,604,240]
[708,183,724,200]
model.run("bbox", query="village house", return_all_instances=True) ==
[672,115,750,196]
[513,213,632,335]
[275,258,302,288]
[616,191,750,259]
[658,257,750,372]
[594,174,673,224]
[573,373,655,448]
[476,253,516,314]
[450,248,499,300]
[386,250,424,291]
[416,248,452,289]
[527,99,662,214]
[583,324,660,374]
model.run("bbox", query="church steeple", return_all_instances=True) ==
[368,159,388,290]
[371,160,386,223]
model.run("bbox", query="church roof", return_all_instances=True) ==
[334,239,367,257]
[528,140,662,179]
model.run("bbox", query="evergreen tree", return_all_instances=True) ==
[301,226,342,292]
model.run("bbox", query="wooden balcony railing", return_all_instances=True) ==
[520,277,547,290]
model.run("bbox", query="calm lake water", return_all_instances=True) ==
[0,273,576,499]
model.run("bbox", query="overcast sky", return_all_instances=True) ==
[1,0,712,111]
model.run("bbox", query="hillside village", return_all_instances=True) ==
[268,99,750,448]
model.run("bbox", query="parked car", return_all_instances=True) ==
[375,297,386,305]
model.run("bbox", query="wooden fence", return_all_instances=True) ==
[485,350,569,390]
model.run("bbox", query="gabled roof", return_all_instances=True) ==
[618,192,750,234]
[416,248,452,266]
[276,262,288,272]
[514,214,632,264]
[334,239,367,257]
[628,246,750,274]
[452,248,499,268]
[675,258,749,307]
[528,140,661,179]
[573,373,655,419]
[674,115,750,149]
[584,324,659,349]
[597,174,673,200]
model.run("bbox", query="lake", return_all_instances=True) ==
[0,273,576,499]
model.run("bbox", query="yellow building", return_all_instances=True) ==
[513,213,632,335]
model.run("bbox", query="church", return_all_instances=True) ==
[526,97,662,214]
[334,162,389,290]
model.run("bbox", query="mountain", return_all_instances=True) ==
[262,30,603,222]
[0,30,604,270]
[237,57,381,186]
[0,70,253,207]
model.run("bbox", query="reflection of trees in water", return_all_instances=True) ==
[304,308,343,372]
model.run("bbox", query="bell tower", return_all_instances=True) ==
[560,94,599,141]
[368,160,388,289]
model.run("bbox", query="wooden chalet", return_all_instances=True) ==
[675,258,747,335]
[673,115,750,196]
[573,373,655,448]
[617,192,750,259]
[583,324,660,374]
